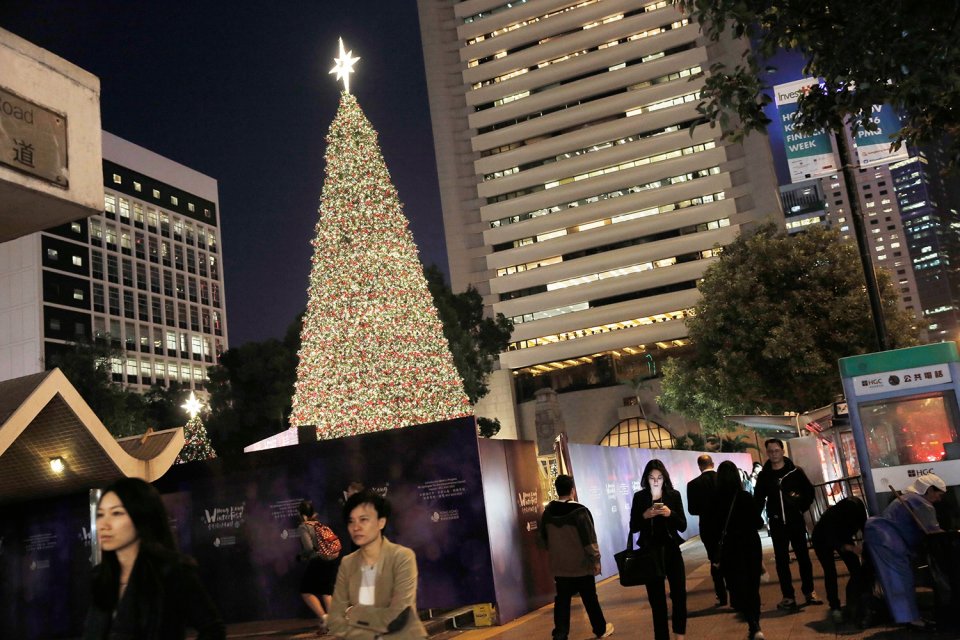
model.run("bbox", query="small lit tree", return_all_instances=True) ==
[176,392,217,464]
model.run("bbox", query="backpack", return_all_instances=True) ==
[308,521,342,560]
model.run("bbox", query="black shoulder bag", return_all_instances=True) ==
[614,531,665,587]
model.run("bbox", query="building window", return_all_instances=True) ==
[153,189,161,199]
[46,248,58,260]
[133,181,142,192]
[112,174,122,184]
[72,255,83,267]
[188,203,195,212]
[49,318,61,331]
[171,195,179,206]
[71,222,82,234]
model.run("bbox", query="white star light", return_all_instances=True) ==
[329,37,360,94]
[181,391,204,419]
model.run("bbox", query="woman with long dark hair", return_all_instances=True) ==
[83,477,224,639]
[715,461,765,640]
[629,459,687,640]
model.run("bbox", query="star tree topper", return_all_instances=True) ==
[181,391,204,419]
[329,37,360,94]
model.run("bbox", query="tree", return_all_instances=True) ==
[142,383,188,430]
[289,92,471,439]
[176,393,218,464]
[424,265,513,404]
[679,0,960,168]
[659,224,918,430]
[47,340,146,438]
[205,317,300,455]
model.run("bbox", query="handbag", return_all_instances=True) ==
[614,531,665,587]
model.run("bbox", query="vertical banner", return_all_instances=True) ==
[478,438,553,624]
[774,78,839,182]
[852,104,909,168]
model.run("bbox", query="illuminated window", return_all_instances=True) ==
[600,417,673,449]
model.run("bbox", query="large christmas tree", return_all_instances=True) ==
[290,49,471,439]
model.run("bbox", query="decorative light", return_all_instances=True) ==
[49,456,65,474]
[181,392,204,419]
[329,37,360,94]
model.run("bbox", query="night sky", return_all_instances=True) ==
[0,1,448,347]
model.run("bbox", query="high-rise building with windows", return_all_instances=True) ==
[417,0,781,440]
[777,143,960,342]
[0,131,228,390]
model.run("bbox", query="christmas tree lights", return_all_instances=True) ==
[175,392,217,463]
[290,83,472,440]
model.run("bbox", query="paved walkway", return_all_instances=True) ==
[216,533,950,640]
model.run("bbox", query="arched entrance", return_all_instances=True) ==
[599,417,673,449]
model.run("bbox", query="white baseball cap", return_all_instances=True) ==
[906,473,947,495]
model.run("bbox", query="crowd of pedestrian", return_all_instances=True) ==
[539,440,951,640]
[82,440,950,640]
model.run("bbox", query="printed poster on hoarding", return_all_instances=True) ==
[774,78,839,182]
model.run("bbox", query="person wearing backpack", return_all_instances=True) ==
[298,500,343,634]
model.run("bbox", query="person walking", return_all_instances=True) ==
[630,459,687,640]
[83,478,224,639]
[811,496,867,624]
[297,499,343,635]
[540,474,615,640]
[715,461,765,640]
[686,454,727,607]
[863,474,946,630]
[328,490,427,640]
[754,438,821,611]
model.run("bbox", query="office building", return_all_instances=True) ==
[0,131,228,390]
[418,0,781,441]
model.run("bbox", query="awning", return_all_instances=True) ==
[725,404,836,436]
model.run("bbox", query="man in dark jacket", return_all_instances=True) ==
[812,496,867,623]
[687,454,727,606]
[754,438,821,611]
[540,475,615,640]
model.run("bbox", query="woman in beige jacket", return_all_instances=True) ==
[328,490,427,640]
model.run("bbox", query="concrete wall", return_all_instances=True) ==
[0,27,102,242]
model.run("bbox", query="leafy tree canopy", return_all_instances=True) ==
[48,340,183,438]
[205,314,301,455]
[424,265,514,405]
[659,224,918,431]
[679,0,960,168]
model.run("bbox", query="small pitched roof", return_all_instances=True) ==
[0,369,184,504]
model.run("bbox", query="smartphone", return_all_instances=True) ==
[653,502,664,510]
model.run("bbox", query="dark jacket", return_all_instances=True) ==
[716,489,764,576]
[687,470,720,547]
[629,488,687,548]
[812,497,867,550]
[540,499,601,577]
[753,456,814,527]
[84,552,225,640]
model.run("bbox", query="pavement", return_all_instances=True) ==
[212,532,953,640]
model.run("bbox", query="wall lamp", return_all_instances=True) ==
[49,456,65,474]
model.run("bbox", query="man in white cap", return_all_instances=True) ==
[862,473,946,630]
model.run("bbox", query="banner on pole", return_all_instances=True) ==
[774,78,839,183]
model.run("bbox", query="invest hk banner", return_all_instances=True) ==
[852,104,909,168]
[774,78,839,182]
